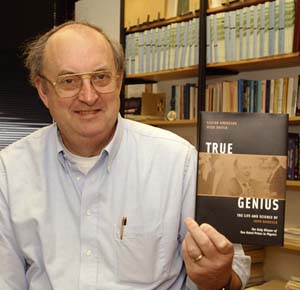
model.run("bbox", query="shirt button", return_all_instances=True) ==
[86,210,91,216]
[76,176,81,181]
[86,250,92,256]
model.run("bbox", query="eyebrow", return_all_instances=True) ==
[57,68,113,77]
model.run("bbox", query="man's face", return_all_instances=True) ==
[236,159,252,181]
[36,26,122,152]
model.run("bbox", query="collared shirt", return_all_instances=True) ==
[0,115,250,290]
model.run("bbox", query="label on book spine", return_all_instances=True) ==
[196,112,288,245]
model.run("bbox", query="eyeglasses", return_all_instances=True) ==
[39,71,120,98]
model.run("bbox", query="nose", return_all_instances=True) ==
[77,78,99,105]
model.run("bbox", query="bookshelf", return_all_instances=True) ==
[201,0,300,287]
[76,0,300,286]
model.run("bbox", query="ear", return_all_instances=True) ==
[35,76,49,108]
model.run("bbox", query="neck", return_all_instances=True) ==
[60,125,116,157]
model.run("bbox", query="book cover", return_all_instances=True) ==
[196,111,288,245]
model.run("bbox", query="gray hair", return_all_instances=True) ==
[22,20,125,86]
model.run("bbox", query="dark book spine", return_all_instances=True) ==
[293,0,300,52]
[183,83,191,119]
[265,80,271,113]
[170,85,176,111]
[294,133,299,180]
[238,80,244,112]
[287,133,296,180]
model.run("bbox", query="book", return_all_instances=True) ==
[196,111,288,245]
[245,280,287,290]
[293,0,300,52]
[285,226,300,245]
[165,0,178,19]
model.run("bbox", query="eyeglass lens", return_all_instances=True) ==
[55,71,117,98]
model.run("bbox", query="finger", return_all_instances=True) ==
[200,223,233,255]
[184,217,216,258]
[184,231,203,261]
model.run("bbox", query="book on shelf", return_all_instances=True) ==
[284,226,300,245]
[245,279,287,290]
[196,111,288,245]
[141,92,166,117]
[206,0,297,64]
[205,76,300,115]
[286,276,300,290]
[124,0,165,28]
[293,0,300,52]
[243,247,265,264]
[247,262,265,287]
[287,132,299,181]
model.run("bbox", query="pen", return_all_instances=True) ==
[120,216,127,240]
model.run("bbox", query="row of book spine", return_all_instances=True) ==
[125,0,299,75]
[168,82,198,120]
[205,76,300,116]
[125,18,199,74]
[207,0,296,63]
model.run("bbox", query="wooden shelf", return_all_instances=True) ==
[207,53,300,72]
[126,53,300,82]
[126,66,198,82]
[126,117,197,127]
[125,11,199,33]
[289,116,300,125]
[208,0,271,14]
[143,119,196,126]
[286,180,300,188]
[284,242,300,252]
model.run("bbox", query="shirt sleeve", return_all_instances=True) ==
[179,145,198,243]
[0,157,28,290]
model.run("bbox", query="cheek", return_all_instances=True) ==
[105,94,120,109]
[46,98,72,119]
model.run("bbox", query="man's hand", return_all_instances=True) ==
[182,218,239,290]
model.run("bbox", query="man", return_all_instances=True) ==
[267,157,286,197]
[226,157,264,198]
[0,21,250,290]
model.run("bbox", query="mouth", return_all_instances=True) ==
[75,109,101,116]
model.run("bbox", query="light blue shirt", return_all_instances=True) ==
[0,115,250,290]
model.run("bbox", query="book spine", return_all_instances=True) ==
[138,31,144,73]
[293,0,300,52]
[253,4,258,58]
[259,3,265,57]
[213,14,218,62]
[206,15,212,64]
[180,21,189,67]
[278,0,285,54]
[230,10,236,61]
[239,8,244,60]
[245,6,251,59]
[194,17,199,65]
[156,28,161,72]
[224,11,230,61]
[268,1,275,56]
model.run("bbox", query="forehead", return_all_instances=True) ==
[43,25,115,74]
[236,159,251,168]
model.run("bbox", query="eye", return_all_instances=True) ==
[57,75,81,89]
[93,72,112,84]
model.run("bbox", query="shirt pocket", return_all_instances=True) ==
[114,222,170,284]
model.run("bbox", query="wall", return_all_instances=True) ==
[75,0,121,41]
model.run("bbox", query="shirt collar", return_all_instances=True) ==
[105,113,124,172]
[55,114,124,172]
